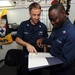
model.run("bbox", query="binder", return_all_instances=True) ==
[28,52,63,71]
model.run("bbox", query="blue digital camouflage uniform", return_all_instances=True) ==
[43,18,75,75]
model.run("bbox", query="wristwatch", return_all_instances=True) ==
[33,0,41,3]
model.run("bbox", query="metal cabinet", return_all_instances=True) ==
[0,42,17,61]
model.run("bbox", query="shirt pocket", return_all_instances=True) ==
[24,31,33,40]
[56,34,66,47]
[38,31,43,36]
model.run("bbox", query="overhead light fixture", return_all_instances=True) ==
[0,0,15,7]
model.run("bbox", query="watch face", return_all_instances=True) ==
[33,0,41,3]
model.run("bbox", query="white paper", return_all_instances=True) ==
[29,52,53,58]
[28,52,53,69]
[28,57,49,68]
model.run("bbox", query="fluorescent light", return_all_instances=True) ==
[0,0,15,7]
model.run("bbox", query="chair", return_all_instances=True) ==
[4,49,23,66]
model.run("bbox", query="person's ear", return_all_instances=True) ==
[62,10,66,17]
[29,12,31,17]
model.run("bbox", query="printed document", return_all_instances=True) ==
[28,52,53,69]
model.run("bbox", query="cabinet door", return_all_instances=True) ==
[0,49,3,61]
[1,42,18,60]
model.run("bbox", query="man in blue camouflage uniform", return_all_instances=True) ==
[37,2,75,75]
[15,2,48,75]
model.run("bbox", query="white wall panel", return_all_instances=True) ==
[7,8,29,25]
[0,0,75,24]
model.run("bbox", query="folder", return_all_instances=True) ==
[28,52,63,71]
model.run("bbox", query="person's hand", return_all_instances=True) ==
[37,38,43,48]
[26,43,37,54]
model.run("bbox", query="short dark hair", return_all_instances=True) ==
[48,2,65,12]
[29,2,41,12]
